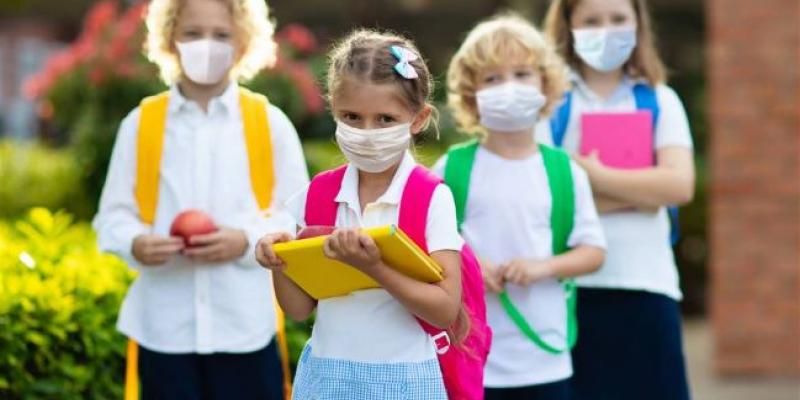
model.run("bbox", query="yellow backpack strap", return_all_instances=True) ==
[239,87,275,211]
[239,87,292,399]
[134,91,170,225]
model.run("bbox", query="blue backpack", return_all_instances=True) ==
[549,83,680,245]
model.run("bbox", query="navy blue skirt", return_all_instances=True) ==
[570,288,691,400]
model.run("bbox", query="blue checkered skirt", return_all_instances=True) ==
[291,345,447,400]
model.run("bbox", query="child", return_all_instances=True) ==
[434,15,606,400]
[256,30,477,400]
[543,0,695,399]
[92,0,308,398]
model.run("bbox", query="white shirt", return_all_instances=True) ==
[93,83,309,354]
[538,73,694,300]
[284,152,464,363]
[433,147,606,387]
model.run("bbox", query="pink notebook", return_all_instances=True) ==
[580,111,654,169]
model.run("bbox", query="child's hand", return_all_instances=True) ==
[323,228,382,273]
[132,234,184,266]
[480,258,505,293]
[183,228,248,263]
[255,232,293,272]
[499,258,555,286]
[573,150,606,177]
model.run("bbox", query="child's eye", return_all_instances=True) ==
[611,14,631,25]
[184,30,200,38]
[342,113,360,121]
[378,115,396,124]
[483,75,500,84]
[215,32,232,41]
[581,17,601,27]
[515,70,533,78]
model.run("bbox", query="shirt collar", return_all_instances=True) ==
[167,81,239,116]
[569,69,645,103]
[334,151,417,212]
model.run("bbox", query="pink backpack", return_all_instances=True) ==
[305,164,492,400]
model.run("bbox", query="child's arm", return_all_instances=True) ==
[93,110,184,267]
[593,193,658,214]
[255,232,317,321]
[500,245,604,285]
[576,147,694,209]
[501,161,607,285]
[324,229,462,329]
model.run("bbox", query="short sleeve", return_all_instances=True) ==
[654,85,694,150]
[566,162,606,250]
[425,184,464,253]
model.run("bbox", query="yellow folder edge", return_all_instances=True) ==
[273,225,443,299]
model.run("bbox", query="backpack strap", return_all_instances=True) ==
[443,139,479,229]
[498,144,578,354]
[305,166,348,226]
[240,87,275,212]
[398,166,442,253]
[549,91,573,148]
[632,83,660,128]
[134,91,170,225]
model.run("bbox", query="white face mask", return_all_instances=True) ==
[572,27,637,72]
[476,82,546,133]
[335,120,412,173]
[175,39,235,85]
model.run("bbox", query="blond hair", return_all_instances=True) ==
[447,14,568,135]
[544,0,666,85]
[145,0,277,84]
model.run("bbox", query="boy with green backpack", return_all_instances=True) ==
[434,15,606,399]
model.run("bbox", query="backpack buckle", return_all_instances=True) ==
[431,331,450,355]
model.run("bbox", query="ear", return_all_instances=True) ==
[410,104,433,136]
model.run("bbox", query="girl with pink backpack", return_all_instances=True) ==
[255,30,491,400]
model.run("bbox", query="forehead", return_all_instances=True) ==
[177,0,233,27]
[333,79,413,114]
[573,0,636,15]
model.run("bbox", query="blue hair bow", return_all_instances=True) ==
[390,45,419,80]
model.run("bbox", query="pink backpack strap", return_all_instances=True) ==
[305,165,348,226]
[398,166,442,260]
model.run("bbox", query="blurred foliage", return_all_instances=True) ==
[0,209,133,399]
[0,140,93,219]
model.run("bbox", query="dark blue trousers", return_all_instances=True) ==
[138,340,285,400]
[570,288,691,400]
[485,379,571,400]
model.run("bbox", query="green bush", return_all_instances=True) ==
[0,208,134,399]
[0,141,92,220]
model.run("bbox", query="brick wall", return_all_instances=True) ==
[708,0,800,377]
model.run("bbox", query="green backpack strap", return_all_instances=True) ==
[443,139,480,229]
[498,144,577,354]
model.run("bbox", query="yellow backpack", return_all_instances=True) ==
[126,87,291,400]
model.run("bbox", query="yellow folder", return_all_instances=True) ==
[273,225,443,299]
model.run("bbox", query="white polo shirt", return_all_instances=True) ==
[537,73,694,300]
[93,83,309,354]
[433,147,606,387]
[283,152,464,363]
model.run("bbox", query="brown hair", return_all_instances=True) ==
[326,29,436,130]
[544,0,666,85]
[447,13,568,136]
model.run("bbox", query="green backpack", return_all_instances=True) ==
[443,140,577,354]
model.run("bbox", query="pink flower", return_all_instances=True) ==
[277,24,317,54]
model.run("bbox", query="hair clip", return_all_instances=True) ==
[390,45,419,80]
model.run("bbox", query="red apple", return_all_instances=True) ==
[296,225,336,240]
[170,209,218,246]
